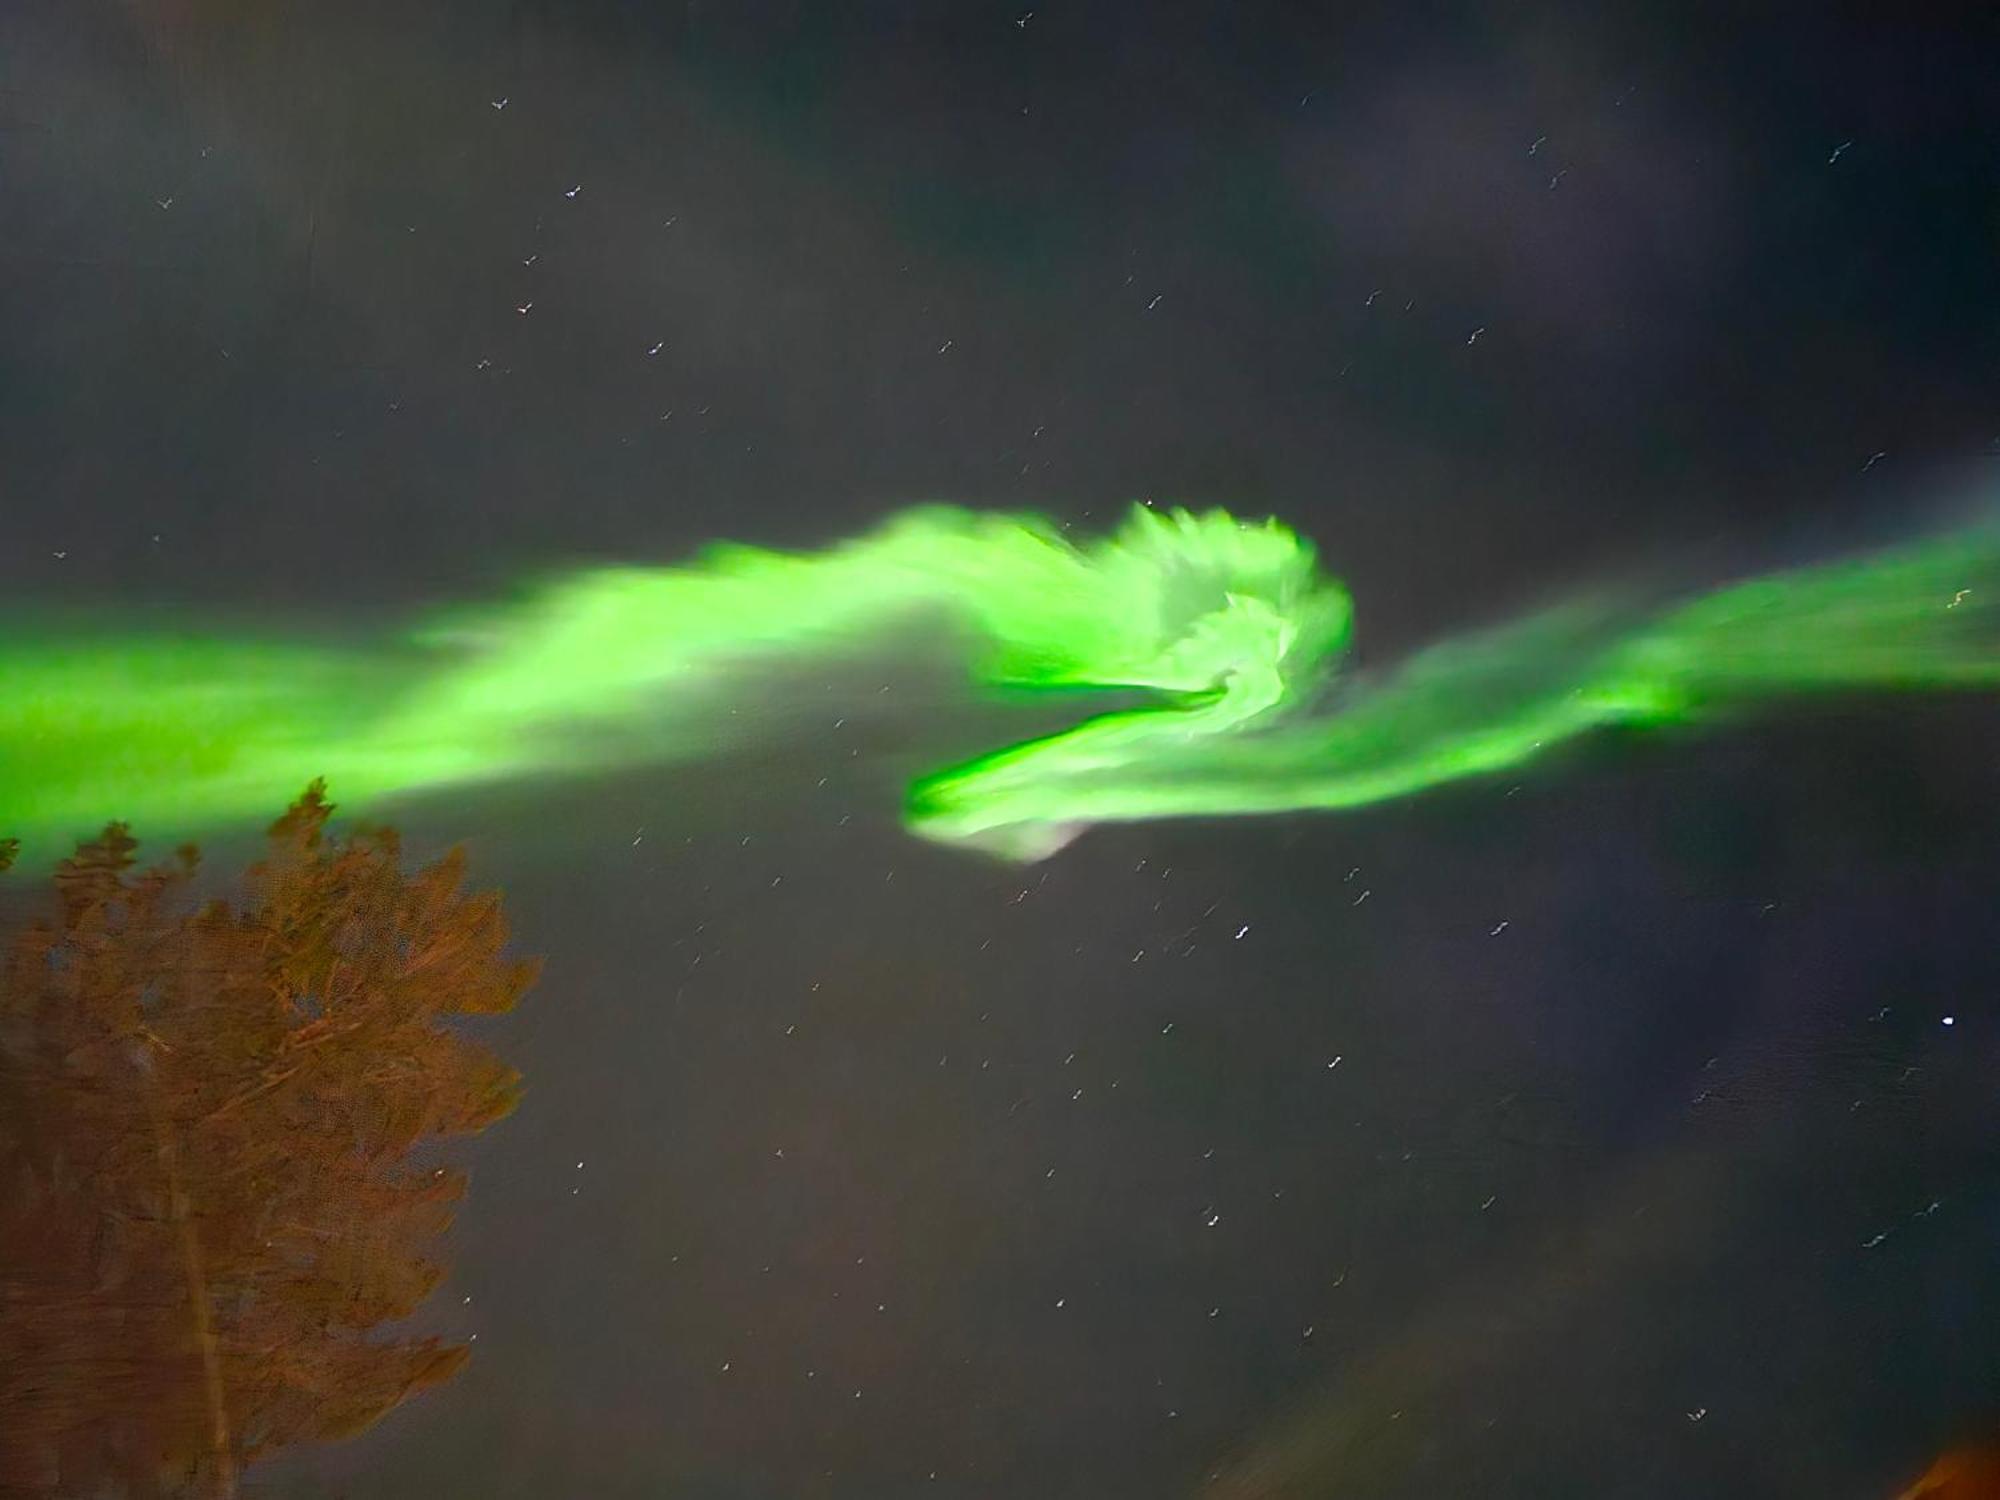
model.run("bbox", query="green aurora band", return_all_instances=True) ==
[5,504,1998,861]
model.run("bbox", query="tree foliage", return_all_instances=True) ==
[1893,1446,2000,1499]
[0,784,538,1498]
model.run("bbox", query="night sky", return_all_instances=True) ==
[6,4,2000,1497]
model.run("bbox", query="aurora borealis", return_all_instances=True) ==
[7,502,1996,862]
[7,1,2000,1495]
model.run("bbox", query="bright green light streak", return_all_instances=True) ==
[3,505,1995,861]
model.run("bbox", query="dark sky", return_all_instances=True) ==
[6,3,2000,1497]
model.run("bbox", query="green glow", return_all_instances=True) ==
[4,505,1997,861]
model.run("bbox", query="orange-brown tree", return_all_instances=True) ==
[0,785,538,1498]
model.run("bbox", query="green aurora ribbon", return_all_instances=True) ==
[5,504,1997,861]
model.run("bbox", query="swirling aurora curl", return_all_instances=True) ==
[5,504,1998,861]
